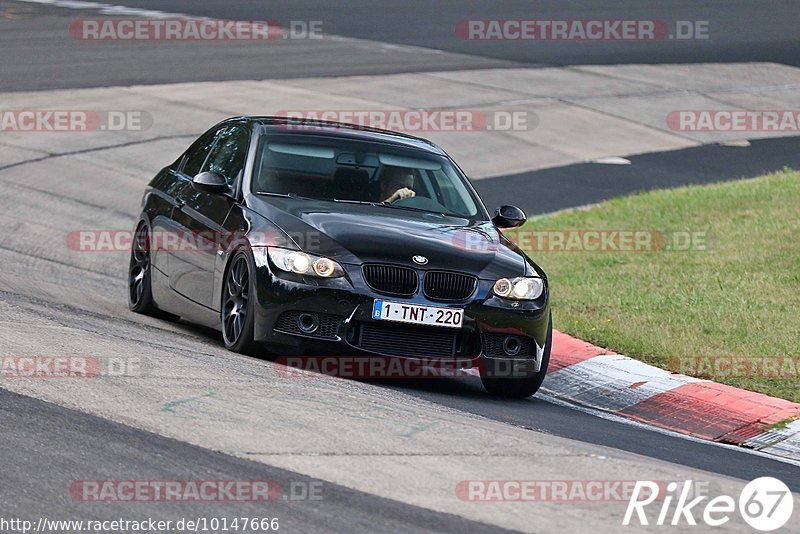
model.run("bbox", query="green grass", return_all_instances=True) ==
[513,168,800,402]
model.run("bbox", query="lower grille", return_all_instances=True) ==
[482,333,537,358]
[362,264,418,296]
[424,271,478,301]
[274,311,343,339]
[349,321,479,358]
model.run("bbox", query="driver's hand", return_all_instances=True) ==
[387,187,415,203]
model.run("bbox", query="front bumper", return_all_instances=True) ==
[251,260,550,375]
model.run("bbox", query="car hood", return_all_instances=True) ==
[247,196,527,278]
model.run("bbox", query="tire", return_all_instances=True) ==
[481,313,552,398]
[128,221,179,321]
[221,250,260,354]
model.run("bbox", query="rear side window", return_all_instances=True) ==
[182,131,217,178]
[202,126,250,186]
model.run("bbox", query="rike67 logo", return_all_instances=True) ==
[624,477,794,531]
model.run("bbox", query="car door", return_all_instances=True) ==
[151,129,217,279]
[170,124,250,309]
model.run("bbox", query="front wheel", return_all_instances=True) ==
[221,250,260,354]
[481,313,552,398]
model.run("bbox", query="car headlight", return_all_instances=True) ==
[493,277,544,300]
[265,247,344,278]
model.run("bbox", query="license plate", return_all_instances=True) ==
[372,299,464,329]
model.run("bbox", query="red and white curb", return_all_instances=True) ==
[541,331,800,461]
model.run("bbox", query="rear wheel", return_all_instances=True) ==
[221,250,260,354]
[481,313,552,398]
[128,222,179,321]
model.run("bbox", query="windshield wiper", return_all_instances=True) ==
[256,192,455,217]
[256,191,293,197]
[377,203,452,217]
[331,198,380,206]
[332,199,449,216]
[255,191,318,201]
[256,193,375,205]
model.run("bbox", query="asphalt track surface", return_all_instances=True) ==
[0,0,514,92]
[2,0,800,531]
[0,388,511,533]
[2,0,800,91]
[105,0,800,66]
[375,378,800,492]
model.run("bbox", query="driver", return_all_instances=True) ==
[379,167,416,204]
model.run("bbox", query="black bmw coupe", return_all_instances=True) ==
[129,117,551,397]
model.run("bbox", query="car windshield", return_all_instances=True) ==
[253,136,484,218]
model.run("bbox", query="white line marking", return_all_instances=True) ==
[13,0,185,18]
[592,156,631,165]
[746,419,800,459]
[545,353,703,411]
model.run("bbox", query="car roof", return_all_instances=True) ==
[221,116,448,157]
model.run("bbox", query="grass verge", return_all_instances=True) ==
[513,168,800,402]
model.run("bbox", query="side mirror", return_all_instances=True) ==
[492,205,527,228]
[192,171,229,195]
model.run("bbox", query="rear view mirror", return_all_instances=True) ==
[192,171,229,194]
[492,205,527,228]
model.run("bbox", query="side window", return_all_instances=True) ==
[202,126,250,186]
[182,131,217,178]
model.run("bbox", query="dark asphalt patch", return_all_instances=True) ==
[474,136,800,216]
[0,387,514,533]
